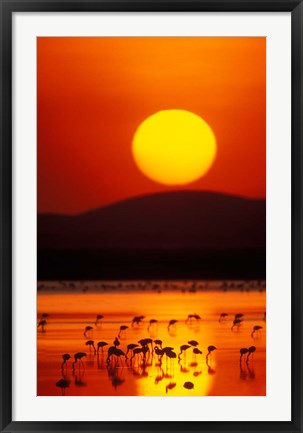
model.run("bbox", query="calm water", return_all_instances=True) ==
[37,281,266,396]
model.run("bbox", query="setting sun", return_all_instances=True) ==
[132,109,217,185]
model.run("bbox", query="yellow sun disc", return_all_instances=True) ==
[132,109,217,185]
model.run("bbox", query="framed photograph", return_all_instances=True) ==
[0,0,302,432]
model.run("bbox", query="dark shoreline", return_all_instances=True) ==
[38,248,266,280]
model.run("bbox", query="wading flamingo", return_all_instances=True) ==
[85,340,97,354]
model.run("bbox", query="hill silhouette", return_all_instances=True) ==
[38,191,265,250]
[38,191,266,279]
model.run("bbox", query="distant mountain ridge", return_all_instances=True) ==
[38,191,265,251]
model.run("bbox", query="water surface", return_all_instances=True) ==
[37,281,266,396]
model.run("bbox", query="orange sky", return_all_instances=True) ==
[38,37,266,215]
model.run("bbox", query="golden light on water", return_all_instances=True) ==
[37,286,266,397]
[132,110,217,186]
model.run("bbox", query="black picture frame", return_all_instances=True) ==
[0,0,302,432]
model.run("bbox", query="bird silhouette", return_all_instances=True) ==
[154,346,165,363]
[84,326,93,338]
[118,325,129,338]
[206,345,217,362]
[37,319,47,332]
[72,352,86,371]
[106,346,126,365]
[56,378,70,395]
[240,347,248,362]
[186,314,201,324]
[95,314,104,326]
[178,344,191,360]
[219,313,228,322]
[246,346,256,363]
[97,341,108,354]
[188,340,199,347]
[166,349,177,360]
[130,346,149,365]
[251,325,263,338]
[147,319,158,331]
[85,340,97,354]
[193,348,202,356]
[231,318,242,330]
[113,337,120,347]
[161,347,176,364]
[153,339,162,349]
[130,347,143,362]
[61,354,71,372]
[125,343,138,358]
[235,313,244,320]
[167,319,178,331]
[138,338,153,352]
[131,315,145,327]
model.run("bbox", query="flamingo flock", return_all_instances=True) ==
[38,280,265,396]
[44,308,264,396]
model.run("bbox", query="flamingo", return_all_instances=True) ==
[178,344,191,360]
[85,340,97,354]
[235,313,244,320]
[154,346,165,363]
[162,347,176,363]
[166,349,177,360]
[206,345,217,362]
[193,348,202,356]
[130,347,143,362]
[147,319,158,331]
[61,354,71,372]
[165,349,177,368]
[138,338,153,352]
[188,340,199,347]
[153,339,163,349]
[246,346,256,363]
[131,315,145,327]
[84,326,93,338]
[130,346,148,365]
[240,347,248,362]
[72,352,86,371]
[185,314,201,324]
[97,341,108,354]
[231,318,242,330]
[168,319,178,331]
[37,319,47,332]
[219,313,228,322]
[125,343,139,358]
[106,346,126,365]
[95,314,104,326]
[118,325,129,338]
[56,378,70,395]
[113,337,120,347]
[251,325,263,338]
